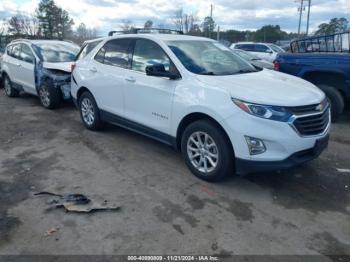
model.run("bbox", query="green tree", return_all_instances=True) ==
[202,16,215,38]
[36,0,74,39]
[254,25,287,43]
[144,20,153,29]
[315,18,349,35]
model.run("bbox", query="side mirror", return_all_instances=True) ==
[145,64,180,80]
[266,50,273,54]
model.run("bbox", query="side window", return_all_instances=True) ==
[103,39,132,68]
[132,39,170,72]
[7,45,13,56]
[255,44,269,53]
[11,44,21,59]
[20,44,35,64]
[238,44,255,52]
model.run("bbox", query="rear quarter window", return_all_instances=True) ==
[95,39,132,69]
[77,40,102,60]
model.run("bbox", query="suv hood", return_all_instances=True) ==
[43,62,73,73]
[195,69,325,106]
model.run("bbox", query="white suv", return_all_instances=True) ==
[231,42,285,63]
[71,33,330,181]
[1,39,79,108]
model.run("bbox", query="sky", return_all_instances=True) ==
[0,0,349,35]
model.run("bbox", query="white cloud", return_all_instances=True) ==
[0,0,349,34]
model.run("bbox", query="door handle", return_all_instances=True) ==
[89,67,97,73]
[15,63,21,67]
[125,76,136,83]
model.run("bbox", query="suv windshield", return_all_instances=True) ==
[167,40,256,75]
[32,42,79,63]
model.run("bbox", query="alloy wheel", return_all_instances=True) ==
[4,78,11,95]
[187,131,219,174]
[39,86,51,107]
[81,97,95,126]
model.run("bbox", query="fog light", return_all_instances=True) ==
[245,136,266,155]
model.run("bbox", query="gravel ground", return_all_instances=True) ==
[0,91,349,259]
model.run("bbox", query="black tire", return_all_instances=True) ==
[38,80,62,109]
[317,84,344,121]
[181,119,234,182]
[78,91,103,130]
[3,75,19,97]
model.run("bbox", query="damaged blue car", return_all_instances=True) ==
[0,39,79,109]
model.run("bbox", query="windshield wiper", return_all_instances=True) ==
[236,69,257,74]
[251,58,261,61]
[198,71,216,75]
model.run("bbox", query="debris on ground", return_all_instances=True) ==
[45,227,59,236]
[34,192,120,213]
[337,168,350,174]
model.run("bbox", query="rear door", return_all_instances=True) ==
[85,38,133,117]
[5,44,22,84]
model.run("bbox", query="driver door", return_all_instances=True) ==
[123,39,179,135]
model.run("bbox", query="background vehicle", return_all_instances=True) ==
[232,49,273,69]
[1,39,79,109]
[274,32,350,120]
[230,42,285,62]
[72,30,329,182]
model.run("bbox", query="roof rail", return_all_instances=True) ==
[108,28,184,37]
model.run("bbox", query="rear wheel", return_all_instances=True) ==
[3,75,19,97]
[38,81,61,109]
[317,84,344,121]
[181,120,234,182]
[78,91,103,130]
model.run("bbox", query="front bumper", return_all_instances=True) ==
[235,134,329,175]
[220,109,330,174]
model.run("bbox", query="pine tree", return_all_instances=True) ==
[35,0,74,39]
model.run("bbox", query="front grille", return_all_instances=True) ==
[292,108,330,136]
[288,104,319,115]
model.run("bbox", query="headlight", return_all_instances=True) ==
[232,98,292,122]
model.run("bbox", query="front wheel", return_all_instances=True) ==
[3,75,19,97]
[78,91,103,130]
[181,120,234,182]
[317,84,344,122]
[38,82,61,109]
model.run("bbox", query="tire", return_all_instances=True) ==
[38,80,62,109]
[317,84,344,122]
[3,75,19,97]
[78,91,103,130]
[181,119,234,182]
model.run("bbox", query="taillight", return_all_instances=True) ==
[71,63,76,72]
[273,60,280,71]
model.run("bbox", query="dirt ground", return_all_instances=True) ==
[0,91,350,259]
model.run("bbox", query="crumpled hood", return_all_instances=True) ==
[195,69,325,106]
[43,62,73,73]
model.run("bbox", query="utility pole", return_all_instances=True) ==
[306,0,312,35]
[209,4,213,38]
[297,0,304,36]
[217,26,220,41]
